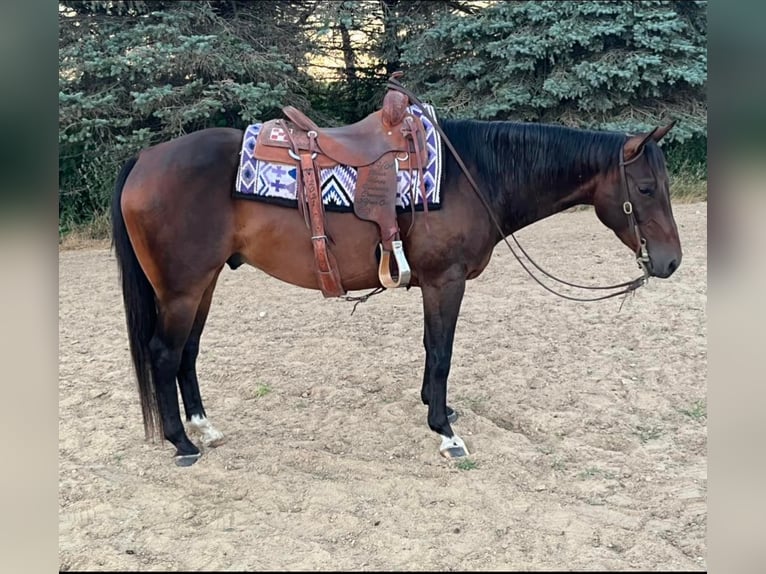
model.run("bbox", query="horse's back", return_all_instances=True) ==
[125,126,243,203]
[140,127,243,170]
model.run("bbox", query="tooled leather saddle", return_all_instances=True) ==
[252,75,430,298]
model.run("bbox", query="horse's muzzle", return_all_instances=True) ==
[650,250,682,279]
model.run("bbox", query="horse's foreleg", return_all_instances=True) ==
[420,343,459,424]
[177,270,226,448]
[150,295,206,466]
[421,273,469,459]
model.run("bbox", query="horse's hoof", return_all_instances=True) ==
[447,406,458,424]
[441,446,468,459]
[439,434,469,459]
[174,453,202,467]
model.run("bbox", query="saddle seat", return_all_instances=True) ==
[256,90,427,169]
[251,79,431,299]
[279,90,419,167]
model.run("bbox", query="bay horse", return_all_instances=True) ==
[111,111,682,466]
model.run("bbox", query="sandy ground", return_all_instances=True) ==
[59,202,707,571]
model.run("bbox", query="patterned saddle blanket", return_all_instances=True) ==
[233,103,443,213]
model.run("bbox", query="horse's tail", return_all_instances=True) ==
[111,156,162,441]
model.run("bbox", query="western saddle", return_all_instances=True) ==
[252,75,430,298]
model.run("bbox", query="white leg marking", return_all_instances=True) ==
[439,434,469,456]
[189,414,226,447]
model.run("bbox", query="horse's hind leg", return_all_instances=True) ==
[177,270,226,448]
[149,294,208,466]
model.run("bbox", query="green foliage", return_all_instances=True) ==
[58,1,309,230]
[635,424,664,444]
[664,136,707,175]
[400,1,707,143]
[58,0,707,234]
[252,384,272,399]
[456,459,478,471]
[307,76,385,125]
[306,1,477,123]
[662,136,707,203]
[679,399,707,422]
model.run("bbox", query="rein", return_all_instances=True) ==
[387,76,650,303]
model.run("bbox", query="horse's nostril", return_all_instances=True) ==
[667,259,678,275]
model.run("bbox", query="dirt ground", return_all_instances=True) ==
[59,202,707,572]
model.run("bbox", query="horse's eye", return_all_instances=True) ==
[638,186,653,196]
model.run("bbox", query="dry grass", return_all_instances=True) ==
[670,174,707,202]
[59,234,111,251]
[59,213,111,251]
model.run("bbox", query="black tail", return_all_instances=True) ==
[111,156,162,440]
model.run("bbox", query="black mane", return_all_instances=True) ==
[437,118,668,230]
[440,119,624,200]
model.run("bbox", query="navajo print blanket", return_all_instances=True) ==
[233,104,443,212]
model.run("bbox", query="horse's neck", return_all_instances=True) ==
[502,172,595,235]
[496,143,597,236]
[445,120,603,237]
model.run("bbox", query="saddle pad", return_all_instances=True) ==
[233,103,442,213]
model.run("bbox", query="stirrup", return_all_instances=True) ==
[378,240,411,289]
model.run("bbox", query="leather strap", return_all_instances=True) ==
[282,105,320,132]
[280,120,311,230]
[405,115,429,228]
[298,150,346,298]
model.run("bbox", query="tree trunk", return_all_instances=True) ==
[339,22,358,83]
[380,0,401,76]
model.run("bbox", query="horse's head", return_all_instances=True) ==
[593,122,683,279]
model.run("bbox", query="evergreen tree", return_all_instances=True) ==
[58,0,310,230]
[400,1,707,142]
[58,0,706,233]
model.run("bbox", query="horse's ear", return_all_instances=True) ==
[652,120,677,143]
[624,127,659,161]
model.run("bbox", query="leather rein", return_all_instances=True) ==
[387,76,651,303]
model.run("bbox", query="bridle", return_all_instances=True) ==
[619,145,652,281]
[386,76,653,304]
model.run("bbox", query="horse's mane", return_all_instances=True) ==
[439,119,667,205]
